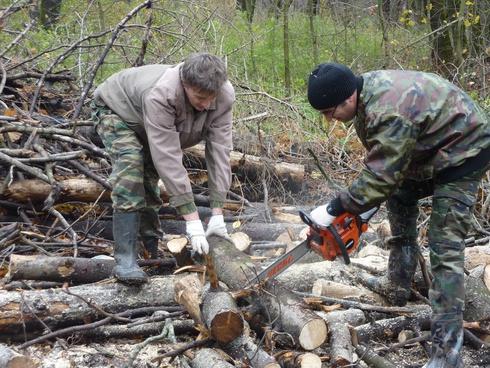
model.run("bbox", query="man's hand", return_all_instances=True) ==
[205,214,230,239]
[186,220,209,254]
[310,205,336,227]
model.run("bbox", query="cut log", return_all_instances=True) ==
[208,235,327,350]
[78,318,196,340]
[274,351,322,368]
[201,286,244,344]
[354,306,431,343]
[167,236,193,267]
[318,309,365,367]
[0,276,176,338]
[1,178,111,203]
[72,220,307,243]
[224,333,280,368]
[465,245,490,271]
[7,254,113,283]
[191,348,235,368]
[7,254,175,283]
[230,232,251,253]
[186,144,305,192]
[464,274,490,322]
[1,178,243,210]
[276,260,350,292]
[354,344,396,368]
[311,279,381,303]
[174,273,204,326]
[0,344,38,368]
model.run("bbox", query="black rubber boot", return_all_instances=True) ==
[113,211,148,285]
[423,313,464,368]
[142,237,159,259]
[366,237,419,306]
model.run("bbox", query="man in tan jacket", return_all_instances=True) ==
[93,53,235,284]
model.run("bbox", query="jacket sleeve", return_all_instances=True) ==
[339,114,419,214]
[143,89,196,214]
[204,90,234,208]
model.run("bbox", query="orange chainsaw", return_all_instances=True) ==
[247,207,378,285]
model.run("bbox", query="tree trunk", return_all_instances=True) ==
[208,235,328,350]
[0,276,176,338]
[201,286,244,344]
[274,351,322,368]
[0,344,37,368]
[192,348,235,368]
[7,254,175,284]
[319,309,365,367]
[282,0,294,96]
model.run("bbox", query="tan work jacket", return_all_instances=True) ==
[94,63,235,212]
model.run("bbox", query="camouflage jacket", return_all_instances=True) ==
[339,70,490,214]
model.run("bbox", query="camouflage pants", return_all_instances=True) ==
[387,164,489,316]
[92,103,163,240]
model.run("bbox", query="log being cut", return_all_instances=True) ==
[207,235,328,350]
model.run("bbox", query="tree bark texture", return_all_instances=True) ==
[0,344,38,368]
[319,309,365,367]
[354,307,431,343]
[191,348,235,368]
[7,254,114,284]
[208,235,327,350]
[0,276,176,338]
[201,289,243,344]
[224,333,280,368]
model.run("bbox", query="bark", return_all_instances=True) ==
[354,306,431,343]
[201,287,244,344]
[78,318,195,340]
[1,178,243,210]
[274,351,322,368]
[0,344,37,368]
[224,333,280,368]
[2,178,111,203]
[464,274,490,322]
[191,348,235,368]
[311,279,380,302]
[208,235,327,350]
[174,273,204,326]
[0,276,176,338]
[354,344,396,368]
[186,144,305,192]
[167,237,194,267]
[318,309,365,367]
[7,254,175,284]
[276,260,351,292]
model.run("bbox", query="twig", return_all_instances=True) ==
[0,19,35,58]
[48,208,78,257]
[307,148,343,191]
[126,318,175,368]
[72,0,153,119]
[152,338,212,363]
[19,305,180,349]
[295,291,422,314]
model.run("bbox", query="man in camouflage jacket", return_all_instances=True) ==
[93,53,234,285]
[307,62,490,368]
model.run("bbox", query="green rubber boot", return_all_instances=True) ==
[113,211,148,285]
[423,313,464,368]
[139,208,162,260]
[365,237,419,306]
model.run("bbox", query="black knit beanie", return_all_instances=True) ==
[307,63,357,110]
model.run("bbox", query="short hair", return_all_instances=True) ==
[181,53,227,93]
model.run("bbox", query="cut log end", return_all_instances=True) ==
[299,319,328,350]
[210,310,244,344]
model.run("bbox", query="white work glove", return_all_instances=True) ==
[186,220,209,254]
[310,205,336,227]
[205,214,230,239]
